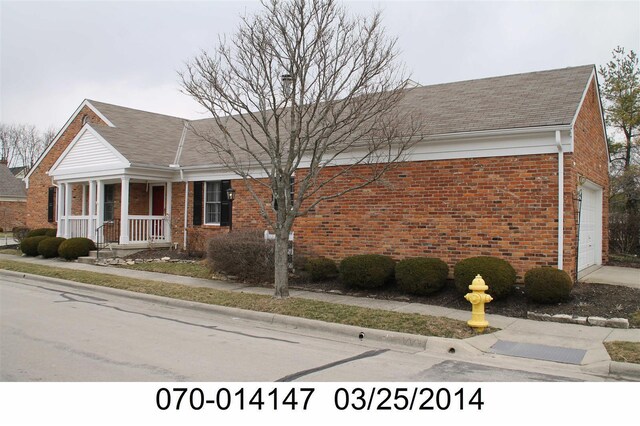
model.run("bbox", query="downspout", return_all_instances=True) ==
[170,122,189,251]
[556,130,564,270]
[182,169,188,250]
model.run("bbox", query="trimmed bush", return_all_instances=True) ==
[454,256,516,300]
[340,254,395,289]
[26,228,57,238]
[58,237,97,260]
[524,267,573,304]
[396,257,449,296]
[37,237,66,259]
[305,257,338,282]
[12,226,30,243]
[207,229,274,282]
[20,236,49,256]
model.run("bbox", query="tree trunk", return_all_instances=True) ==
[273,233,290,298]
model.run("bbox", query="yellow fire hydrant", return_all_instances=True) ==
[464,274,493,332]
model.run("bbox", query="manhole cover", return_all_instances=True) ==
[490,340,587,365]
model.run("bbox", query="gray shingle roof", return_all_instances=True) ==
[0,163,27,198]
[86,65,595,168]
[87,100,186,167]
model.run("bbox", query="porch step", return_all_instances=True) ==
[77,256,98,265]
[77,243,173,264]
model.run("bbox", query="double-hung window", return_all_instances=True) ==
[205,181,221,224]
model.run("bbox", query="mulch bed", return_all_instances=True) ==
[123,249,203,261]
[290,276,640,327]
[120,248,639,327]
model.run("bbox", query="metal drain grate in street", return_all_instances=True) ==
[490,340,587,365]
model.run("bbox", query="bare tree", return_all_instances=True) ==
[181,0,419,298]
[0,123,50,170]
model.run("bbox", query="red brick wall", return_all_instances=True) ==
[178,154,563,279]
[293,155,562,280]
[564,79,609,274]
[171,180,268,253]
[0,200,26,230]
[129,183,149,216]
[26,106,105,229]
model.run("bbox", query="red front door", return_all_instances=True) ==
[152,186,165,216]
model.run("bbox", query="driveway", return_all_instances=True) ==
[580,266,640,289]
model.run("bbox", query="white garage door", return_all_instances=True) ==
[578,184,602,272]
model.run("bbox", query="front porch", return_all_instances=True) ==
[55,177,173,247]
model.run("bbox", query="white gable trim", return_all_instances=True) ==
[570,68,609,159]
[49,125,130,178]
[24,99,115,187]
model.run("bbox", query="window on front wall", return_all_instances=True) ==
[104,184,115,221]
[205,181,221,224]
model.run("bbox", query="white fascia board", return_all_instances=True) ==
[569,68,609,159]
[182,168,269,182]
[23,99,115,187]
[51,169,129,183]
[125,167,177,181]
[48,125,130,176]
[176,126,572,179]
[293,128,572,168]
[85,100,115,127]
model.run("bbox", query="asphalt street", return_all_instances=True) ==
[0,274,617,382]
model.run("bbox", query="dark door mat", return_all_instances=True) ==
[490,340,587,365]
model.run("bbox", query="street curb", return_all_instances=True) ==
[1,269,467,353]
[610,361,640,380]
[4,268,638,378]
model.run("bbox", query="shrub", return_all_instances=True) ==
[454,256,516,300]
[37,237,66,259]
[524,267,574,304]
[20,236,49,256]
[58,237,97,260]
[27,228,57,238]
[207,229,274,282]
[305,257,338,282]
[395,257,449,296]
[340,254,395,289]
[12,226,30,243]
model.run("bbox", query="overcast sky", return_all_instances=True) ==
[1,0,639,131]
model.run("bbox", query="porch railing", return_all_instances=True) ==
[96,219,121,260]
[68,216,90,238]
[129,215,168,243]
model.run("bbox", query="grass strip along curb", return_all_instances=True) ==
[604,341,640,365]
[0,259,484,339]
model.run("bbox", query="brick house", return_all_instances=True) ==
[0,161,27,231]
[24,65,608,279]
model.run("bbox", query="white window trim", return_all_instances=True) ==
[204,181,221,225]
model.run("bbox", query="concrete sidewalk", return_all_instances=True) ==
[1,253,639,380]
[580,265,640,289]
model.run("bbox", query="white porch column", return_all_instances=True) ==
[120,177,130,244]
[165,181,172,242]
[64,183,72,238]
[96,180,104,242]
[81,184,87,216]
[88,180,96,241]
[56,183,65,237]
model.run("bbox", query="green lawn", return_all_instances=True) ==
[0,259,485,339]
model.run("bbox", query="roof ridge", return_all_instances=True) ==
[86,99,188,121]
[408,64,595,91]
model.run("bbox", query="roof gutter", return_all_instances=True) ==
[556,130,564,270]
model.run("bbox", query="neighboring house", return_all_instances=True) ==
[0,161,27,231]
[10,166,28,179]
[24,65,609,280]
